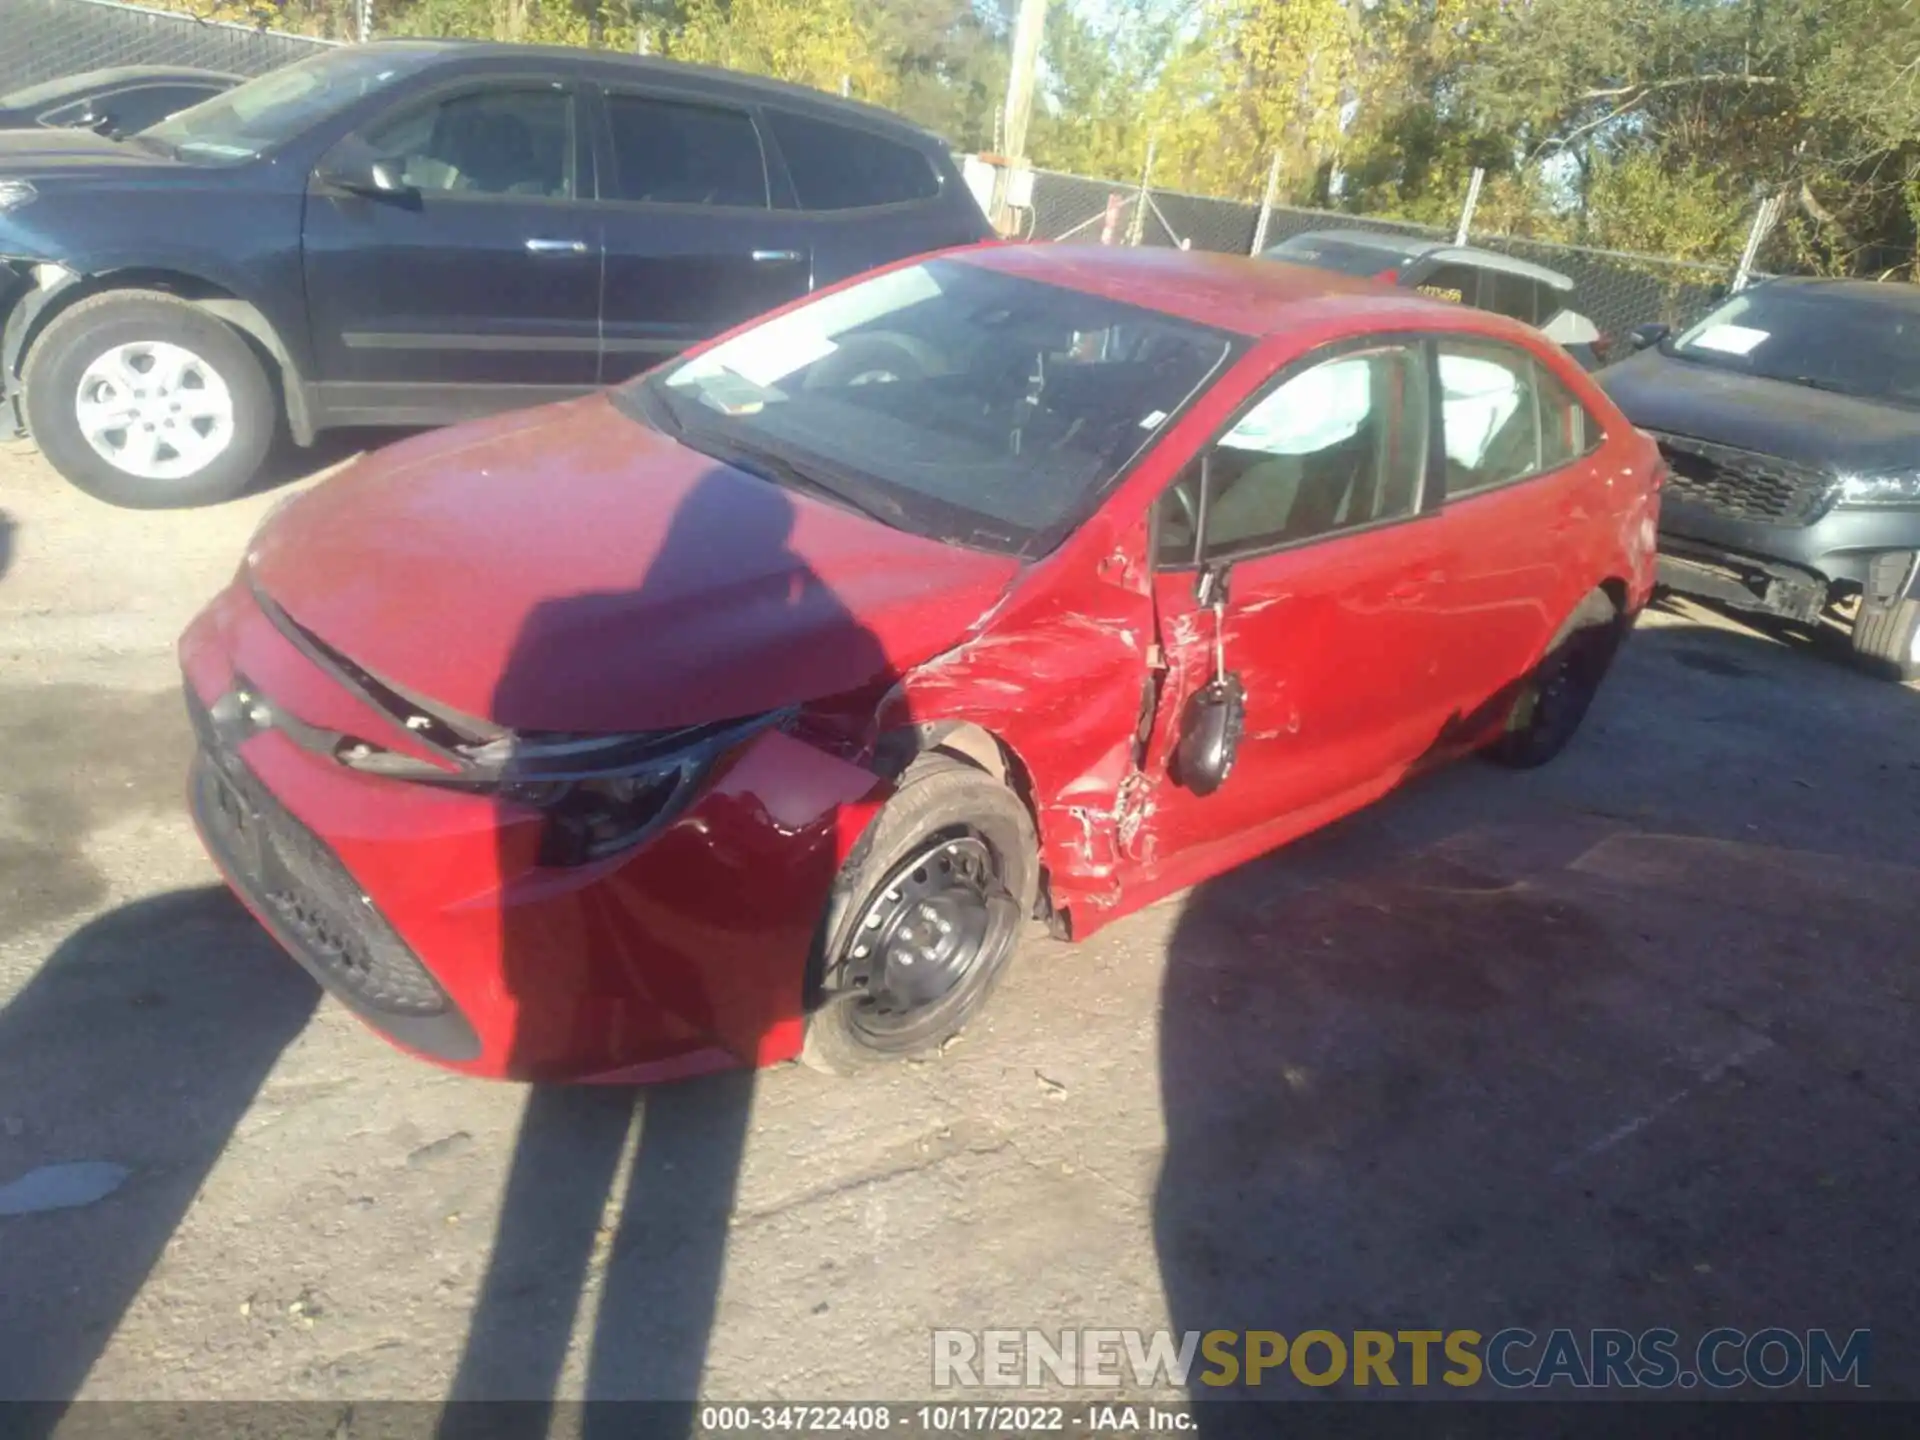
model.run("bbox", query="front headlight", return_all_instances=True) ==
[0,180,38,214]
[1835,471,1920,508]
[471,713,783,867]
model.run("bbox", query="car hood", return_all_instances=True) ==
[1599,350,1920,471]
[248,395,1025,734]
[0,126,184,179]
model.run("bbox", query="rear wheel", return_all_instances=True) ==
[1850,592,1920,683]
[801,753,1037,1075]
[1485,589,1624,769]
[23,290,275,509]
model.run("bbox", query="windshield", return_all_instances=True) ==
[1668,286,1920,407]
[626,259,1237,557]
[137,47,432,163]
[1263,236,1413,278]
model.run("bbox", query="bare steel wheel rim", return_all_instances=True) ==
[833,830,1018,1039]
[73,340,235,481]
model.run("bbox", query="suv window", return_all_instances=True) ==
[364,87,573,198]
[1414,263,1481,307]
[604,93,768,207]
[765,109,940,210]
[38,85,216,131]
[1439,340,1597,494]
[1484,270,1546,324]
[1158,344,1430,563]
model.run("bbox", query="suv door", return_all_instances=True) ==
[1144,339,1451,869]
[1428,337,1610,732]
[301,78,600,423]
[590,87,816,385]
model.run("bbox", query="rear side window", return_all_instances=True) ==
[1537,364,1600,468]
[1484,270,1545,324]
[1414,264,1481,307]
[604,94,768,208]
[1439,340,1599,495]
[765,110,940,210]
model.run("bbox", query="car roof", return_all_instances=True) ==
[0,65,241,108]
[358,38,949,149]
[954,243,1547,344]
[1747,276,1920,308]
[1274,228,1576,292]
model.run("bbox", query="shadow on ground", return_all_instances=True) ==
[1153,616,1920,1421]
[0,888,319,1416]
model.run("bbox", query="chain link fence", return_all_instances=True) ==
[1020,169,1735,346]
[0,0,337,93]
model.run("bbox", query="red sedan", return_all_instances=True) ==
[180,244,1663,1083]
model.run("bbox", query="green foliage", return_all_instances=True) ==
[167,0,1920,273]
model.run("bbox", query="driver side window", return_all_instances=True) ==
[1156,343,1430,565]
[361,86,574,199]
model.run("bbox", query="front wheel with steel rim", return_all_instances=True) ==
[802,753,1038,1074]
[23,289,275,509]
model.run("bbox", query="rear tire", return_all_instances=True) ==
[23,289,275,509]
[1485,589,1624,769]
[801,753,1037,1075]
[1849,592,1920,683]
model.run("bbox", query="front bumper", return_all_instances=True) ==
[180,577,888,1082]
[1658,495,1920,621]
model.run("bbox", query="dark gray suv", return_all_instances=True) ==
[1601,278,1920,682]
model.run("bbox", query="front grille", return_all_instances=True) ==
[188,686,452,1019]
[1650,433,1835,526]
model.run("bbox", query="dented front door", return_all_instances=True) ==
[1135,339,1458,881]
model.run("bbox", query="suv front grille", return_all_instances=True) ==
[187,685,452,1019]
[1650,433,1835,526]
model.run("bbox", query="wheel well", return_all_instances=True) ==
[1599,576,1629,615]
[23,270,311,443]
[883,720,1058,932]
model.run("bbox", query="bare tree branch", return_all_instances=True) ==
[1580,73,1780,101]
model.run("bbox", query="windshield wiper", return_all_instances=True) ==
[700,437,906,529]
[1774,373,1867,398]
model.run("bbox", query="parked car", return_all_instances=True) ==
[0,65,241,138]
[1600,278,1920,681]
[180,244,1662,1082]
[0,41,991,509]
[1262,229,1610,369]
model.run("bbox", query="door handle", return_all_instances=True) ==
[752,249,803,263]
[525,238,589,255]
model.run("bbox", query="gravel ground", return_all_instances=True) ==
[2,429,1917,1407]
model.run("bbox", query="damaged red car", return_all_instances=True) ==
[180,244,1663,1083]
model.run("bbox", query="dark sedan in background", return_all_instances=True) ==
[1602,278,1920,681]
[0,66,240,137]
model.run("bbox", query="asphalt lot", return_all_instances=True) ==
[1,427,1918,1407]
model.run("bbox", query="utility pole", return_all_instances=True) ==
[1454,167,1485,245]
[991,0,1047,233]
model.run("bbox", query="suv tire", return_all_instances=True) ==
[24,290,275,509]
[1850,592,1920,683]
